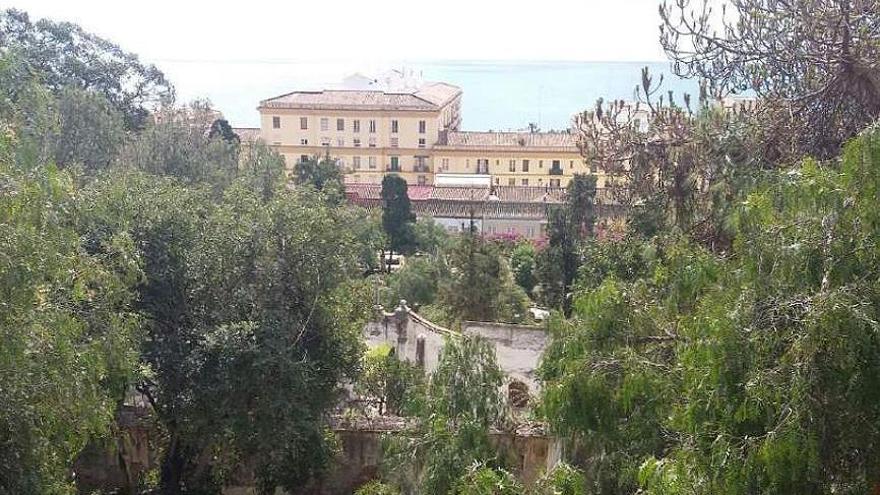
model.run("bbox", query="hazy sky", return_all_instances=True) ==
[11,0,675,127]
[13,0,668,63]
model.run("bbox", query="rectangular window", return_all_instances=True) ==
[336,138,344,147]
[508,178,516,186]
[300,154,309,163]
[320,118,329,131]
[418,120,426,134]
[539,160,544,168]
[272,116,281,129]
[337,118,344,131]
[369,120,377,133]
[300,138,308,145]
[353,120,360,133]
[417,175,427,185]
[522,178,529,186]
[391,120,399,133]
[353,156,361,169]
[368,137,377,148]
[569,160,574,169]
[390,156,400,171]
[321,137,330,146]
[414,156,428,172]
[418,138,426,148]
[522,160,530,172]
[391,137,399,148]
[441,158,449,171]
[476,159,489,174]
[353,138,361,147]
[368,156,377,169]
[509,160,516,172]
[299,117,308,129]
[551,179,561,187]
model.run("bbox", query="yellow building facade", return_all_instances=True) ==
[247,75,600,187]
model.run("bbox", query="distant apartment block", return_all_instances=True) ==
[238,71,605,188]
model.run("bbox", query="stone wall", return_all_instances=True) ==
[221,417,560,495]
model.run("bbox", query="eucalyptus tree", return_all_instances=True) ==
[541,128,880,494]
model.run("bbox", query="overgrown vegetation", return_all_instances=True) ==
[6,0,880,493]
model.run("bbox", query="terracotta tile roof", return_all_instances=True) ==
[413,82,462,107]
[260,90,440,111]
[260,81,460,112]
[440,131,578,150]
[343,183,432,201]
[490,186,565,203]
[430,186,490,201]
[233,127,261,142]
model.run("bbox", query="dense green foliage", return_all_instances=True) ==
[356,344,426,416]
[383,336,509,494]
[537,174,598,313]
[0,151,141,495]
[440,232,531,323]
[293,153,345,205]
[0,17,380,493]
[0,8,174,130]
[540,128,880,494]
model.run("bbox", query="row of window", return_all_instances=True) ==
[299,155,429,172]
[296,137,428,148]
[272,116,427,134]
[495,177,562,187]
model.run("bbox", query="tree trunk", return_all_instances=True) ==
[160,431,185,495]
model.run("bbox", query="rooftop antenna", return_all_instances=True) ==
[538,84,544,130]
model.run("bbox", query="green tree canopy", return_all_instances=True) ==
[540,127,880,494]
[0,8,174,130]
[381,174,416,254]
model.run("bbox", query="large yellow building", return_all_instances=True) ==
[240,72,602,188]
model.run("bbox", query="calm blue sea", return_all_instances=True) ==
[162,59,700,131]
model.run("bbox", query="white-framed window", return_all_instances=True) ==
[353,120,360,133]
[391,120,399,133]
[353,138,361,147]
[368,156,377,169]
[521,178,529,186]
[369,120,377,133]
[441,158,449,171]
[418,138,426,148]
[368,137,377,148]
[353,156,361,169]
[522,160,530,172]
[272,116,281,128]
[390,156,400,171]
[390,137,399,148]
[299,117,307,129]
[418,120,426,134]
[336,118,344,131]
[320,118,329,131]
[509,160,516,172]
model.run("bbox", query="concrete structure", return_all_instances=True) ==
[240,70,604,188]
[365,301,548,395]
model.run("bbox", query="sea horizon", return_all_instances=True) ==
[160,59,700,132]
